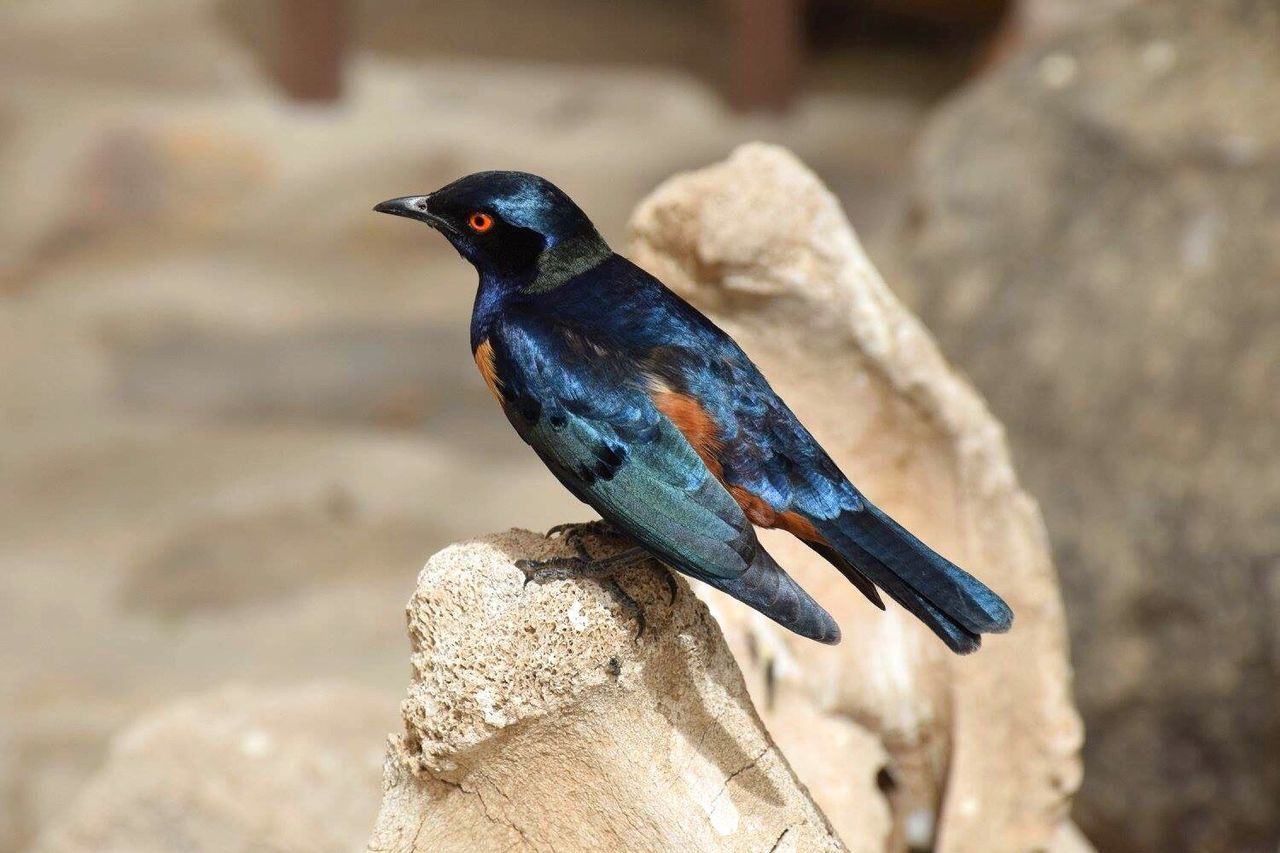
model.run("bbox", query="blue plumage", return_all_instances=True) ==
[375,172,1013,651]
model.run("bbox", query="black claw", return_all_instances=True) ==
[606,579,646,640]
[545,519,613,542]
[663,570,679,605]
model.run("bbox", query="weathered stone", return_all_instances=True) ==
[368,529,849,853]
[889,3,1280,850]
[1013,0,1139,42]
[628,144,1084,853]
[32,684,390,853]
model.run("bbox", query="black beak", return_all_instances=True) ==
[373,195,447,229]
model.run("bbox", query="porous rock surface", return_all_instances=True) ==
[628,144,1085,853]
[889,3,1280,850]
[32,684,389,853]
[367,528,849,852]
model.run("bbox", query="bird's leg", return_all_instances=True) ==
[515,546,648,583]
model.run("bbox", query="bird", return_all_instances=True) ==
[374,171,1013,652]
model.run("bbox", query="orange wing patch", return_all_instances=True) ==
[474,339,503,403]
[650,389,724,477]
[728,486,821,541]
[650,386,824,544]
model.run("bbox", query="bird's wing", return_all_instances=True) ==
[490,318,760,581]
[489,316,841,642]
[643,337,1012,652]
[640,340,862,532]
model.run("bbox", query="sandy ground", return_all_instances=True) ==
[0,1,951,847]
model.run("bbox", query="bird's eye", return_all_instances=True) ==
[468,212,494,233]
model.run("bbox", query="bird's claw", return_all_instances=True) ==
[544,521,580,539]
[545,520,614,558]
[607,579,646,640]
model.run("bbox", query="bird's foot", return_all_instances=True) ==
[516,543,650,639]
[515,546,648,583]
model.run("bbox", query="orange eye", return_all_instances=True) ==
[468,212,494,233]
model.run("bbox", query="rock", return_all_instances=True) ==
[1051,822,1099,853]
[31,684,389,853]
[888,3,1280,851]
[368,529,849,853]
[1012,0,1139,43]
[628,144,1083,853]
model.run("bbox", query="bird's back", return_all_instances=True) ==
[510,255,1012,652]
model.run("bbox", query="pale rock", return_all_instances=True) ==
[367,529,849,853]
[32,684,390,853]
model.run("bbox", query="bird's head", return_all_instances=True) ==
[374,171,611,289]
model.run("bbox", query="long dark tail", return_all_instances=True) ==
[817,500,1013,654]
[699,546,841,645]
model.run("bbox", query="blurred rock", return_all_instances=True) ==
[119,508,444,617]
[369,530,849,852]
[1052,822,1098,853]
[629,144,1083,853]
[1014,0,1138,43]
[32,684,388,853]
[0,426,582,848]
[888,2,1280,851]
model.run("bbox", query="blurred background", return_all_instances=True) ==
[1,1,1276,852]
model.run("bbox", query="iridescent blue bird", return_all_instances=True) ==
[375,172,1013,651]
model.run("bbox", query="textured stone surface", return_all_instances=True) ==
[368,529,849,853]
[889,3,1280,851]
[31,684,390,853]
[629,144,1083,853]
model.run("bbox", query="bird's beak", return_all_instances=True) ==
[373,195,449,230]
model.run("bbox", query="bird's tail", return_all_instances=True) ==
[818,500,1013,654]
[698,546,841,645]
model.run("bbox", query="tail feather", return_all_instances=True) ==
[837,535,982,653]
[805,540,884,610]
[698,546,841,645]
[818,500,1013,654]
